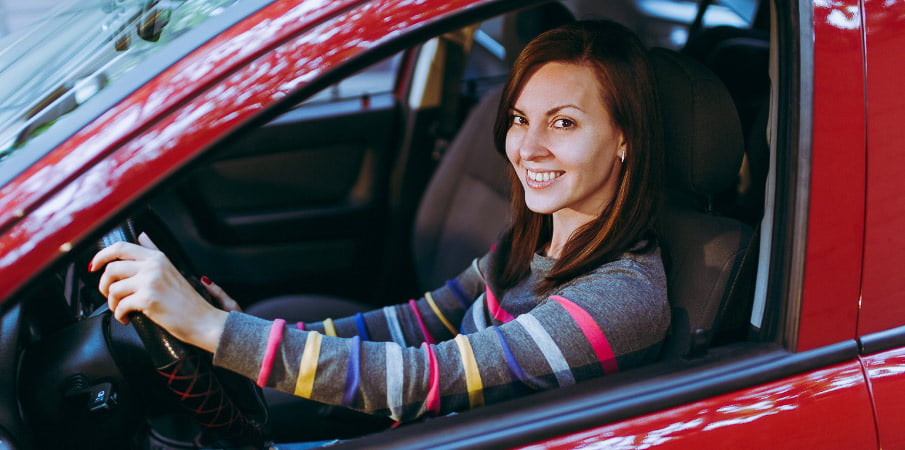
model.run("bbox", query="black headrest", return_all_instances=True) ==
[501,3,575,66]
[649,48,744,196]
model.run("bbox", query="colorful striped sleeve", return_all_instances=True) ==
[213,251,669,422]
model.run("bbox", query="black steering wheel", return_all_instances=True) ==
[94,209,269,448]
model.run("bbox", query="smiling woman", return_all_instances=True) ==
[492,20,663,295]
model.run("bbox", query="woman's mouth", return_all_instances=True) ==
[526,169,564,189]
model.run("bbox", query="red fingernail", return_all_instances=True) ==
[201,276,212,285]
[88,261,94,272]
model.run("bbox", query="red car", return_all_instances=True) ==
[1,0,902,448]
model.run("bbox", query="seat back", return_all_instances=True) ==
[650,48,754,358]
[684,26,770,139]
[684,25,771,225]
[413,88,510,290]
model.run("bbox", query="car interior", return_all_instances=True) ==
[0,0,795,448]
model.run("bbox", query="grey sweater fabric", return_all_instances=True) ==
[214,246,669,422]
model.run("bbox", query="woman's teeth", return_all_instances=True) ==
[528,170,562,182]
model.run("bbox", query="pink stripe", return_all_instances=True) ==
[409,299,436,344]
[257,319,287,387]
[296,321,305,330]
[550,296,619,374]
[485,286,515,323]
[422,342,441,415]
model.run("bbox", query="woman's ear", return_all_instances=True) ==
[618,136,627,163]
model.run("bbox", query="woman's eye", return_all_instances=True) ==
[511,115,527,126]
[553,118,575,129]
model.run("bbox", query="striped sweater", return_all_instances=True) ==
[213,246,669,423]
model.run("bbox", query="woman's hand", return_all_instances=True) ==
[88,233,227,353]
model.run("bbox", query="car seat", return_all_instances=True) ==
[649,47,755,358]
[684,23,771,225]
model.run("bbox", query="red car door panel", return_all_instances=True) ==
[862,347,905,449]
[796,0,866,352]
[859,1,905,448]
[859,0,905,336]
[521,361,876,449]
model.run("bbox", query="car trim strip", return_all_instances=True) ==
[859,324,905,355]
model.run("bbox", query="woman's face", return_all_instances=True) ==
[505,62,626,223]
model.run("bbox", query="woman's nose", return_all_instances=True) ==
[518,127,550,161]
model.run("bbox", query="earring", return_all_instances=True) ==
[619,151,625,163]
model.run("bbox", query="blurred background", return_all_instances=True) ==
[0,0,56,36]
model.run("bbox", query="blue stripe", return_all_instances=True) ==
[491,326,529,385]
[446,279,470,308]
[354,312,370,340]
[491,325,551,391]
[343,335,361,407]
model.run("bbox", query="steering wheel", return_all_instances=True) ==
[92,208,268,447]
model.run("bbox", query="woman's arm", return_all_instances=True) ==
[214,252,669,422]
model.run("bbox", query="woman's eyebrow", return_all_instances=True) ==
[511,104,584,116]
[546,104,584,115]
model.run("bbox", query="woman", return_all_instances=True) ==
[90,19,669,424]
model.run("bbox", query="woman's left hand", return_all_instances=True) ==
[89,233,227,353]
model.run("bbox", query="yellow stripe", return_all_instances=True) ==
[323,318,337,337]
[425,292,459,336]
[454,334,484,407]
[294,332,322,398]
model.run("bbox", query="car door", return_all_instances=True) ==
[857,0,905,448]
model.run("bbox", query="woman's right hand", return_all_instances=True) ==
[89,232,228,353]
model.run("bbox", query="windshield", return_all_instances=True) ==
[0,0,239,164]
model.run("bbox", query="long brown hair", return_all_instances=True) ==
[490,20,663,294]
